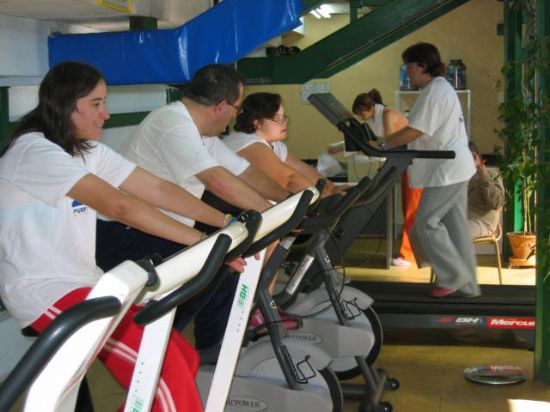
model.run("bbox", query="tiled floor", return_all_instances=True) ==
[338,238,548,412]
[9,239,550,411]
[344,343,550,412]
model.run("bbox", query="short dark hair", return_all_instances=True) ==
[402,42,445,77]
[233,92,282,134]
[352,89,383,115]
[2,61,104,157]
[183,64,244,107]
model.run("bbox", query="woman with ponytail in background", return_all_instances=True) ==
[327,89,421,267]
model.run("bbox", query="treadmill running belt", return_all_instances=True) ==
[350,281,535,316]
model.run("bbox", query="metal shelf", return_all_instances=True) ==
[394,89,471,138]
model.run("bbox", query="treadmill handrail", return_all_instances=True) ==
[300,176,373,231]
[308,93,455,160]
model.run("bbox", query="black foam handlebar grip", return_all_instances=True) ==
[134,234,233,325]
[0,297,121,411]
[245,189,315,256]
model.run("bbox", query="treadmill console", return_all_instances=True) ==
[308,93,377,153]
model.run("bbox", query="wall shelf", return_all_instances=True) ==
[395,89,471,138]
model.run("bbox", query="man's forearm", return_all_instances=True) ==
[384,126,423,149]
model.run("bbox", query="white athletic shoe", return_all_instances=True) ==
[391,257,412,267]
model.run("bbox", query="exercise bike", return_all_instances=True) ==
[128,188,351,412]
[243,175,399,412]
[0,218,251,412]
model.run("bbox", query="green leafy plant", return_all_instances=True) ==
[495,0,550,236]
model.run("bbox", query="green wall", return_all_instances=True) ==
[244,0,503,160]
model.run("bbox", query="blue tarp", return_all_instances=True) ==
[49,0,305,85]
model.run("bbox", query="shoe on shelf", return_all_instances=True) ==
[429,287,458,298]
[391,257,412,267]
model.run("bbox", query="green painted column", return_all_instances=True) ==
[0,87,9,150]
[502,0,523,259]
[166,87,184,104]
[534,0,550,383]
[104,112,150,129]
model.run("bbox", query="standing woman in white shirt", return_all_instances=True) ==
[378,43,479,298]
[0,61,236,411]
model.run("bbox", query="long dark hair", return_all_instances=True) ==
[1,61,105,157]
[352,89,383,115]
[233,92,282,134]
[402,42,445,77]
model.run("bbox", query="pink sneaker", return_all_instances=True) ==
[429,287,458,298]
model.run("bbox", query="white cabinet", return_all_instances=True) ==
[394,89,472,138]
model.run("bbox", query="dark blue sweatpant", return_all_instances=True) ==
[95,220,238,350]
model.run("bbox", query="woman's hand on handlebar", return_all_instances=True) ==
[226,257,247,272]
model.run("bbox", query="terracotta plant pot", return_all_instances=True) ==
[506,232,536,265]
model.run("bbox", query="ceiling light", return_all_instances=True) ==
[310,9,322,19]
[317,5,332,18]
[309,5,331,19]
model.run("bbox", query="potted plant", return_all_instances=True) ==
[495,0,550,267]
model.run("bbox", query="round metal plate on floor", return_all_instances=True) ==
[464,365,527,385]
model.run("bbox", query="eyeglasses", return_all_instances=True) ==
[227,102,242,114]
[269,114,290,124]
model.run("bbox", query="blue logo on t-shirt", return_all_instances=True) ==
[72,200,88,215]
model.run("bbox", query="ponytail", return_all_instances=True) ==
[367,89,383,105]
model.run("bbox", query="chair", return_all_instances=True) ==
[430,222,503,285]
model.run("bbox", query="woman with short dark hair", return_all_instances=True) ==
[225,92,341,196]
[377,42,479,298]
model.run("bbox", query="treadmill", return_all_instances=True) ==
[307,92,535,346]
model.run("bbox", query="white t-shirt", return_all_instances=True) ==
[407,77,475,188]
[121,101,250,226]
[0,133,135,326]
[366,103,385,137]
[223,131,289,162]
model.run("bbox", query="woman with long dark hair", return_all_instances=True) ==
[0,61,236,411]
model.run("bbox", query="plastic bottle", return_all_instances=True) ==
[399,63,416,91]
[446,59,467,90]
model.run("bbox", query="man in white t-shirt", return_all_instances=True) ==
[96,64,288,348]
[377,43,480,298]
